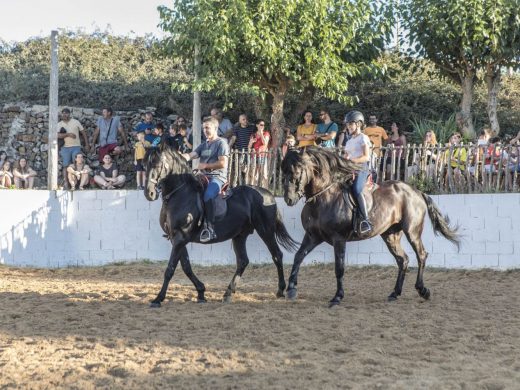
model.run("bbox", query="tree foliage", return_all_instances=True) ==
[401,0,520,136]
[158,0,392,144]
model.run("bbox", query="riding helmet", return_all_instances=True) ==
[344,110,364,125]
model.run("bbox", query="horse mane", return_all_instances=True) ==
[145,143,203,192]
[283,146,361,184]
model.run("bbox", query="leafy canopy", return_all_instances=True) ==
[158,0,392,102]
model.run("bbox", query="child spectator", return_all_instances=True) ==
[13,158,37,189]
[151,123,165,148]
[0,151,7,169]
[282,135,296,158]
[248,119,271,187]
[93,154,126,189]
[172,124,193,153]
[0,160,13,188]
[134,131,151,190]
[66,153,92,190]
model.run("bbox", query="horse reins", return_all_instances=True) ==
[305,182,336,203]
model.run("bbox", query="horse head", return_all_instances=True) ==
[281,148,312,206]
[144,143,189,201]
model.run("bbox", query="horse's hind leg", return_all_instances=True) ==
[329,239,346,307]
[179,247,206,303]
[258,231,286,298]
[405,231,430,300]
[381,231,409,301]
[223,234,250,303]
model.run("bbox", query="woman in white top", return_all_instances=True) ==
[343,110,372,234]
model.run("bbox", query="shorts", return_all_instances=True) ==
[98,143,118,162]
[135,159,145,172]
[60,146,82,167]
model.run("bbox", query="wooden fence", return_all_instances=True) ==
[227,144,520,195]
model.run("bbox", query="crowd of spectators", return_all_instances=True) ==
[1,105,519,191]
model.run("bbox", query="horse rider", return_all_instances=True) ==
[343,110,373,234]
[181,116,230,242]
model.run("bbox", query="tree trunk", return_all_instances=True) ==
[485,64,501,137]
[252,93,272,122]
[458,71,475,139]
[270,81,289,149]
[287,85,316,127]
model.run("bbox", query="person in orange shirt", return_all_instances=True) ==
[363,114,388,157]
[296,111,317,147]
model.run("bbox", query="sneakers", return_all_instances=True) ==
[200,226,217,243]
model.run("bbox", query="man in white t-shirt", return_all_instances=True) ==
[57,108,90,189]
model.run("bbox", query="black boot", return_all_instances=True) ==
[200,198,217,243]
[356,193,372,234]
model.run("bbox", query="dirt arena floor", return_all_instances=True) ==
[1,262,519,389]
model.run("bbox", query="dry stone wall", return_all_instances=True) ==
[0,103,172,188]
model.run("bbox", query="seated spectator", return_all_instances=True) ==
[0,151,7,169]
[66,153,92,190]
[316,109,338,148]
[171,124,193,153]
[248,119,271,187]
[93,154,126,189]
[0,160,13,188]
[134,131,151,190]
[13,158,37,189]
[477,129,490,146]
[150,123,165,148]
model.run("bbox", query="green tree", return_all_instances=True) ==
[158,0,391,146]
[401,0,520,137]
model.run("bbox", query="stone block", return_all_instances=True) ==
[114,249,138,262]
[445,253,472,268]
[486,241,513,255]
[346,252,370,266]
[498,255,520,269]
[426,253,445,267]
[78,199,103,211]
[459,241,486,255]
[369,252,395,265]
[471,254,499,268]
[472,229,499,242]
[484,217,512,231]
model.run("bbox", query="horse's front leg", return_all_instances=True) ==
[150,235,186,308]
[287,233,322,301]
[329,239,346,307]
[179,246,206,303]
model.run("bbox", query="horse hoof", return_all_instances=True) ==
[388,292,398,302]
[222,295,232,304]
[286,288,298,301]
[197,298,207,304]
[150,301,161,308]
[422,288,431,300]
[276,290,285,298]
[328,298,341,308]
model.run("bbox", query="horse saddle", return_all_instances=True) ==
[342,175,378,234]
[196,174,233,221]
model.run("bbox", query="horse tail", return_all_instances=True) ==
[274,209,300,252]
[421,192,461,250]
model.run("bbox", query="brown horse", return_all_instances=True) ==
[281,147,460,306]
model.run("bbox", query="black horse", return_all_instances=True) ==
[281,147,460,306]
[144,143,299,307]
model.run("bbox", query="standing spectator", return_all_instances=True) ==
[151,123,165,148]
[477,129,490,146]
[57,108,90,189]
[385,122,407,178]
[134,132,151,190]
[91,107,129,163]
[93,154,126,189]
[66,153,92,190]
[0,160,13,188]
[211,107,234,142]
[171,124,193,153]
[13,158,37,189]
[132,111,155,141]
[296,111,317,147]
[508,130,520,173]
[443,132,467,183]
[248,119,271,187]
[229,114,255,151]
[364,114,388,157]
[315,109,338,148]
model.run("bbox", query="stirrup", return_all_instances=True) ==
[200,227,216,243]
[359,220,372,234]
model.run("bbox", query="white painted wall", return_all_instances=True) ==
[1,191,519,269]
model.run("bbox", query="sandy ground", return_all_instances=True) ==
[0,262,519,390]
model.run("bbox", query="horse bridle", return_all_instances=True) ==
[292,160,336,203]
